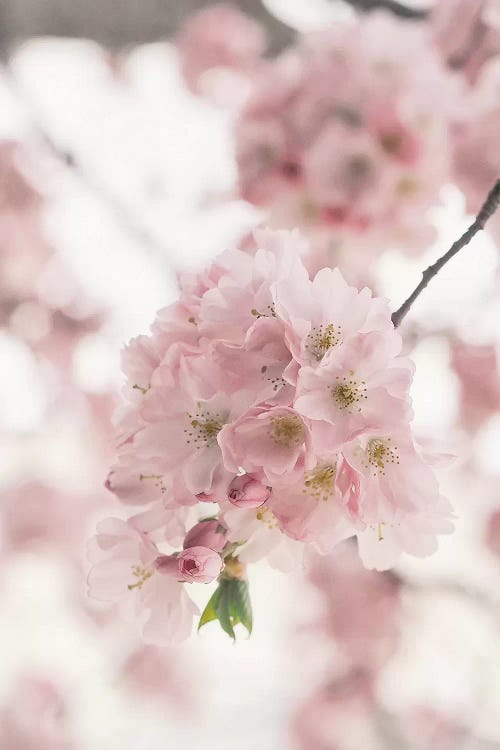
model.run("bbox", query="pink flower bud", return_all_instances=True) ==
[183,519,227,552]
[177,546,223,583]
[227,474,272,509]
[155,547,223,583]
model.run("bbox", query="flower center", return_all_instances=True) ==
[268,414,304,448]
[139,473,167,495]
[331,373,367,411]
[185,407,225,448]
[251,304,276,319]
[305,323,342,361]
[261,364,286,393]
[303,464,337,502]
[128,565,153,591]
[256,507,279,529]
[366,438,399,475]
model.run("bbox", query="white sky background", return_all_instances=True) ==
[1,5,500,748]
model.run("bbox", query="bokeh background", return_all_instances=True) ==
[1,0,500,748]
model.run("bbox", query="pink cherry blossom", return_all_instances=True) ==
[221,502,303,572]
[294,332,414,447]
[342,432,455,570]
[219,405,313,484]
[96,228,454,637]
[87,517,198,643]
[273,266,396,381]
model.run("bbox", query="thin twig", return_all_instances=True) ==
[341,0,428,20]
[392,180,500,328]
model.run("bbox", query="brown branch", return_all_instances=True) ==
[340,0,428,20]
[392,180,500,328]
[0,0,295,55]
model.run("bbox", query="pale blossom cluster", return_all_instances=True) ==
[432,0,500,84]
[176,3,266,105]
[89,229,453,642]
[292,547,478,750]
[0,141,115,571]
[0,676,75,750]
[233,14,454,259]
[450,60,500,246]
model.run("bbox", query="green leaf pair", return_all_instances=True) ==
[198,577,253,640]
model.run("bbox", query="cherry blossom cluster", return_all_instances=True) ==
[233,14,454,257]
[89,229,453,642]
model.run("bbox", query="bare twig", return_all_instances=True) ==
[392,180,500,328]
[341,0,428,20]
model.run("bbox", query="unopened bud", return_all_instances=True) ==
[227,474,271,509]
[183,519,227,552]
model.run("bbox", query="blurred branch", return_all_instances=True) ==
[341,0,428,19]
[0,0,295,55]
[0,58,173,268]
[392,180,500,328]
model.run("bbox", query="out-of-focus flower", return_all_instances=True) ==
[485,508,500,557]
[234,14,454,265]
[176,4,267,105]
[451,341,500,430]
[451,63,500,246]
[432,0,500,84]
[0,676,74,750]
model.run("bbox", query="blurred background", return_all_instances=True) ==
[1,0,500,748]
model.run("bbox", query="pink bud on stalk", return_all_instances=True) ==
[227,474,272,509]
[183,519,227,552]
[155,546,223,584]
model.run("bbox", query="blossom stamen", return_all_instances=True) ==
[251,304,276,319]
[365,438,399,476]
[306,323,342,361]
[331,373,367,411]
[128,565,153,591]
[268,414,304,448]
[303,464,337,502]
[255,507,279,529]
[185,407,225,448]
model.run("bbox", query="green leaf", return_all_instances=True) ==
[198,586,221,630]
[197,577,253,640]
[230,579,253,635]
[216,580,236,640]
